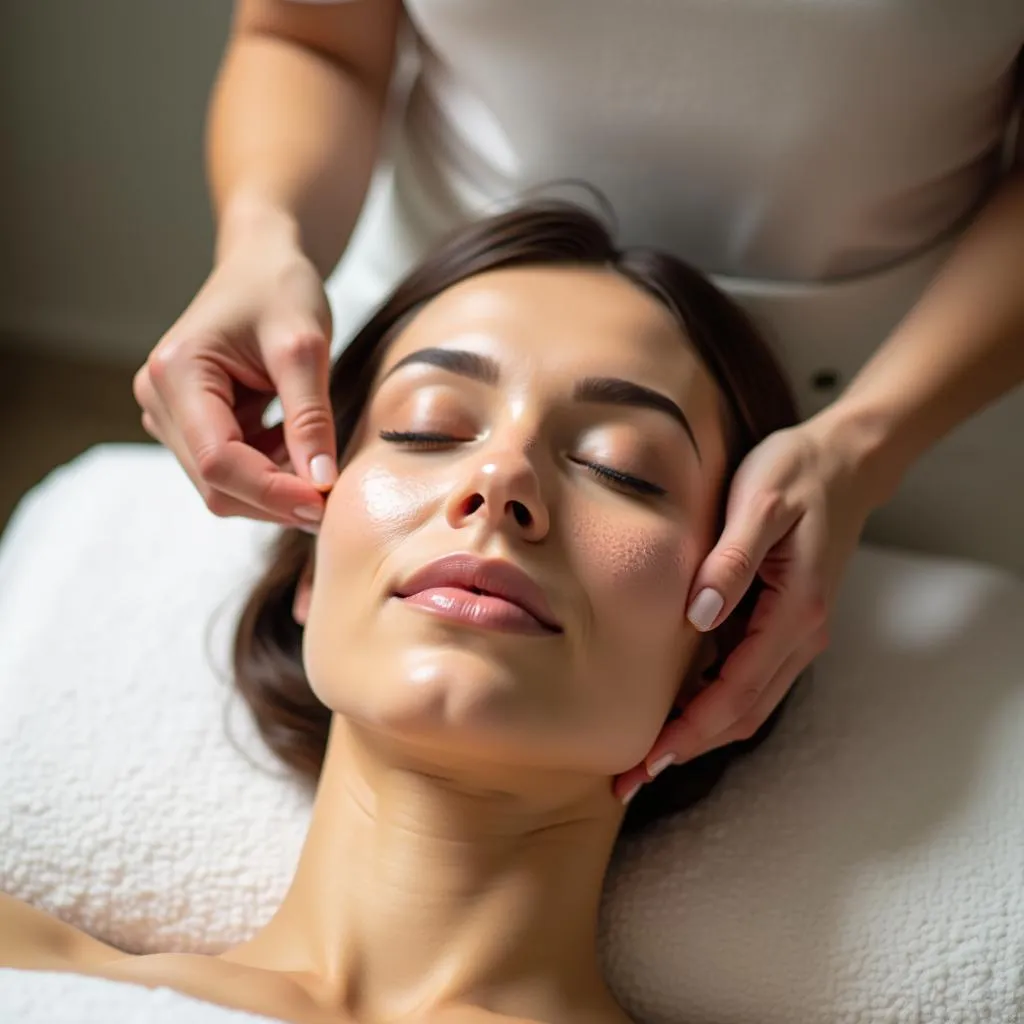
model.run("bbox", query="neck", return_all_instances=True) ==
[236,716,628,1024]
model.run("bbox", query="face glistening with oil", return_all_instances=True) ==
[294,265,730,783]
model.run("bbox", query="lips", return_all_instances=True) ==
[393,554,563,633]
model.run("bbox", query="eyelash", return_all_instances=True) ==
[378,430,667,498]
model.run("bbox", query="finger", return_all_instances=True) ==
[652,516,829,769]
[138,375,178,452]
[613,586,790,803]
[691,500,830,739]
[686,491,800,632]
[135,365,171,445]
[140,339,323,525]
[143,399,313,527]
[642,639,816,775]
[196,490,321,534]
[612,638,806,801]
[262,325,338,493]
[165,356,326,517]
[720,636,823,744]
[678,556,823,751]
[613,762,651,804]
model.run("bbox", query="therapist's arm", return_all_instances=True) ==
[817,168,1024,503]
[133,0,402,528]
[625,127,1024,796]
[209,0,402,277]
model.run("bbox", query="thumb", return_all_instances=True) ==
[264,323,337,491]
[686,495,797,631]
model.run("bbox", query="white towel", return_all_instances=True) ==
[1,444,1022,1024]
[0,969,289,1023]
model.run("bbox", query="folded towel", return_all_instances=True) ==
[1,445,1022,1024]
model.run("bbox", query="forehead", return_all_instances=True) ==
[380,266,713,392]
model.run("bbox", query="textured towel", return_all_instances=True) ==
[0,969,288,1023]
[1,445,1022,1024]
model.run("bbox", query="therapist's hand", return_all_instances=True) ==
[615,415,883,802]
[133,241,338,529]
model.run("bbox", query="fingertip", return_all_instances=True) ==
[620,781,643,806]
[686,587,725,631]
[309,453,338,489]
[646,753,677,779]
[646,716,706,768]
[612,768,646,804]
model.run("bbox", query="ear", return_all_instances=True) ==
[292,557,315,626]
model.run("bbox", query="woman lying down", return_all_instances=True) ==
[1,202,802,1024]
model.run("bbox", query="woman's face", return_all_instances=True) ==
[296,266,730,776]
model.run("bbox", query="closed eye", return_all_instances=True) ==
[380,431,666,497]
[568,457,666,497]
[379,430,469,449]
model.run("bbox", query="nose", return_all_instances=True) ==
[444,445,550,542]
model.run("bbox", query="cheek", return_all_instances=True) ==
[322,462,438,554]
[304,461,444,699]
[570,513,694,618]
[310,461,442,625]
[563,512,700,768]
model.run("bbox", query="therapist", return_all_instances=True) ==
[133,0,1024,800]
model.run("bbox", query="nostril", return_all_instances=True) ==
[464,494,484,515]
[510,501,532,528]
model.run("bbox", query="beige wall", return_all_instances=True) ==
[0,2,233,367]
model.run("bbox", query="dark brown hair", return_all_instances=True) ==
[231,201,801,835]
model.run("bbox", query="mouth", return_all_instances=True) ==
[392,554,563,636]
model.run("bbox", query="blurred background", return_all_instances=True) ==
[0,2,232,532]
[1,6,1020,571]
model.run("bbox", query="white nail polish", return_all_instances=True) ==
[621,783,643,806]
[687,588,724,631]
[648,754,676,779]
[309,454,336,488]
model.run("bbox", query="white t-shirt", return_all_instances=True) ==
[324,0,1023,344]
[398,0,1022,280]
[305,0,1024,565]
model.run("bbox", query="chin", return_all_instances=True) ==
[322,646,594,769]
[311,640,520,722]
[395,646,527,726]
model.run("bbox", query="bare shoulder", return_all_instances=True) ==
[0,891,124,971]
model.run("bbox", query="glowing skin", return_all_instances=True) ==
[299,267,729,778]
[10,267,733,1024]
[234,267,731,1020]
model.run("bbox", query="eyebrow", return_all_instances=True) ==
[382,347,701,460]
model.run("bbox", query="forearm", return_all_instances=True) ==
[816,170,1024,506]
[207,9,398,277]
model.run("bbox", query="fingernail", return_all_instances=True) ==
[621,782,643,806]
[296,524,319,536]
[293,504,323,523]
[647,753,676,779]
[309,454,337,488]
[687,588,724,631]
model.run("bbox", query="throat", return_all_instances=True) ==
[226,719,624,1023]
